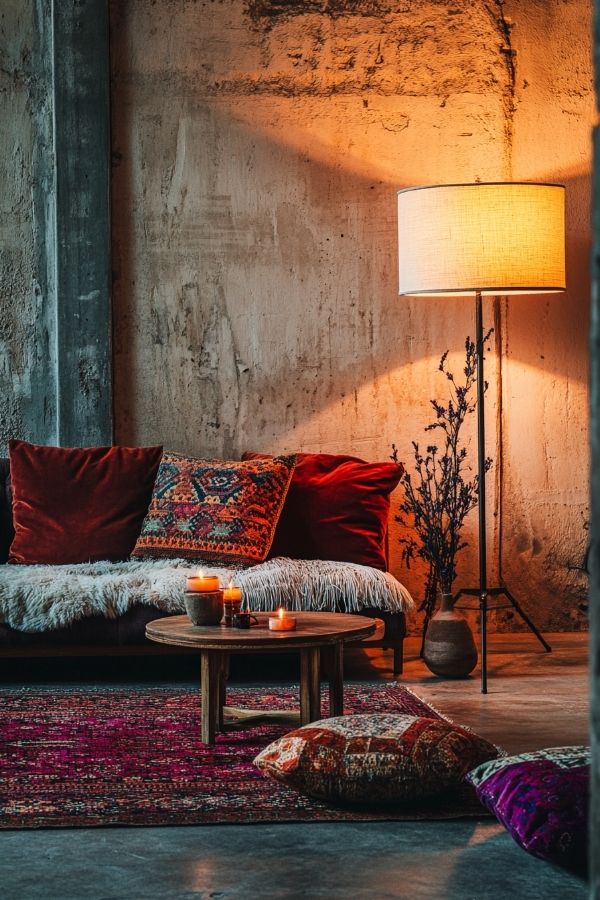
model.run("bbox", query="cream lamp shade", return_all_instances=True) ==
[397,182,566,296]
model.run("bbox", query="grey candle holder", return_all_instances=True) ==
[184,590,224,626]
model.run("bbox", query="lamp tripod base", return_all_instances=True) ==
[453,586,552,693]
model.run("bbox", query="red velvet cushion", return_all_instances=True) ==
[242,452,403,570]
[8,441,163,564]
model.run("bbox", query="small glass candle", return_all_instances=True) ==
[268,608,297,632]
[223,582,242,603]
[222,581,243,626]
[186,570,221,593]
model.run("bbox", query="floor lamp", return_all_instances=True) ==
[397,182,566,693]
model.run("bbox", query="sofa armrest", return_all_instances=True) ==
[0,457,13,563]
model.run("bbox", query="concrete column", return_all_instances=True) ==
[1,0,111,452]
[0,1,56,450]
[52,0,112,446]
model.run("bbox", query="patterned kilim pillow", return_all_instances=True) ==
[466,746,589,873]
[132,452,296,564]
[254,713,499,804]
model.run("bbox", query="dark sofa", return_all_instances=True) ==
[0,458,406,671]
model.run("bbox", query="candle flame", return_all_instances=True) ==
[197,569,204,578]
[228,579,234,589]
[278,607,284,619]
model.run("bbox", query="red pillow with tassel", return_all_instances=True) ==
[242,451,403,570]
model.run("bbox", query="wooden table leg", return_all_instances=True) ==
[329,641,344,717]
[201,650,220,744]
[218,654,228,730]
[300,647,321,725]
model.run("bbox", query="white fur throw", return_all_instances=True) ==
[0,557,414,633]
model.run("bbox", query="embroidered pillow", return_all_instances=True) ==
[132,452,296,564]
[8,441,163,565]
[466,746,589,873]
[242,452,403,570]
[254,713,498,804]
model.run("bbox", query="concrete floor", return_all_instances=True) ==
[0,632,589,899]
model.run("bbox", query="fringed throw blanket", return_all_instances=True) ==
[0,558,414,633]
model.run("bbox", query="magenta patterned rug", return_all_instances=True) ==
[0,684,487,828]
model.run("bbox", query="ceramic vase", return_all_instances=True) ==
[423,592,478,678]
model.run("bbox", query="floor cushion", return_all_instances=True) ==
[254,713,498,804]
[8,441,162,565]
[243,451,403,570]
[132,452,296,564]
[466,746,589,873]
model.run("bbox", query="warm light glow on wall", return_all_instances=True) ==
[397,182,566,296]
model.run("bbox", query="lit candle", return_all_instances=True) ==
[223,581,243,602]
[268,607,297,632]
[186,570,221,593]
[222,579,243,626]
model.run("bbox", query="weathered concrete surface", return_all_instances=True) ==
[0,820,587,900]
[0,0,56,449]
[111,0,593,633]
[502,0,593,632]
[53,0,113,446]
[0,0,113,451]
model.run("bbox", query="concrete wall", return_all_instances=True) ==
[110,0,593,631]
[504,1,592,631]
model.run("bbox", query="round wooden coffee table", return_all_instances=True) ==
[146,612,376,744]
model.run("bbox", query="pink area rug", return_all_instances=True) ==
[0,684,488,828]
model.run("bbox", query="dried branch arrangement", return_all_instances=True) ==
[393,336,492,642]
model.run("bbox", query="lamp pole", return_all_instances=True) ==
[475,291,488,694]
[463,291,551,693]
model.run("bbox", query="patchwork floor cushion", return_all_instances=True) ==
[466,745,589,873]
[254,713,498,804]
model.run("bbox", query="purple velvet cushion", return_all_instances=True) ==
[466,746,589,873]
